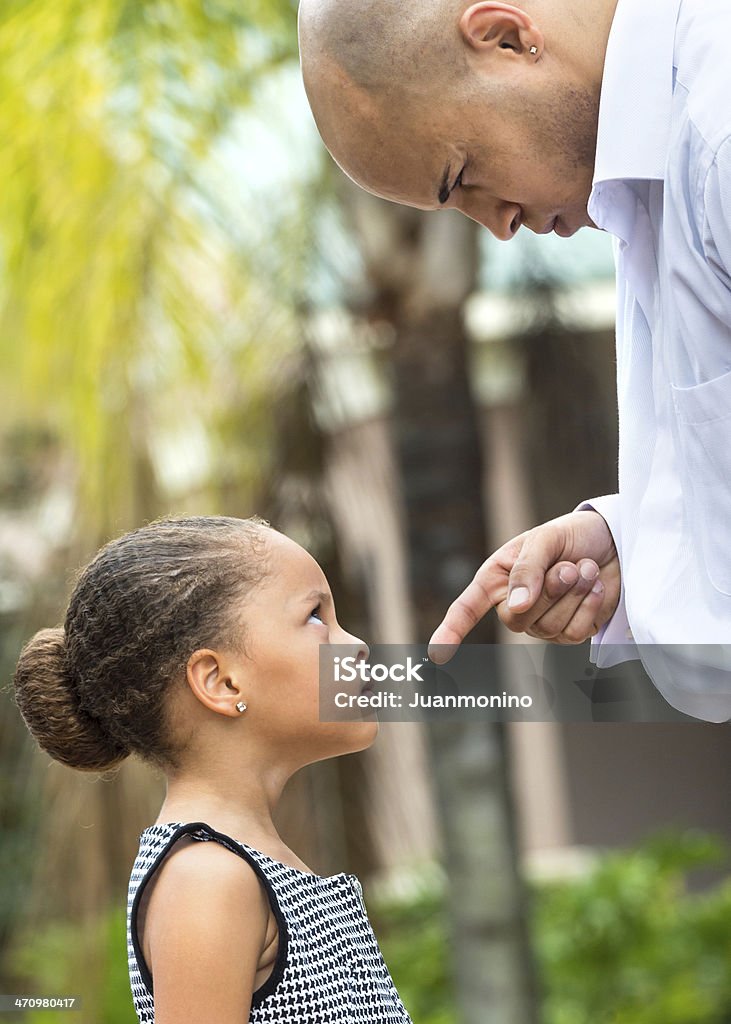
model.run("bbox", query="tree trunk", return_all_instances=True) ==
[343,184,540,1024]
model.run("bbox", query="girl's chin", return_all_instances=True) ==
[349,719,379,749]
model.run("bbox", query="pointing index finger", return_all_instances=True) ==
[428,566,504,664]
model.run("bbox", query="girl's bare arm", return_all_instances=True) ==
[146,840,271,1023]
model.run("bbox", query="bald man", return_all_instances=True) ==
[299,0,731,722]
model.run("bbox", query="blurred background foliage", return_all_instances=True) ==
[0,0,303,530]
[3,831,730,1024]
[379,831,731,1024]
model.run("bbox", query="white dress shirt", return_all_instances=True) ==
[572,0,731,722]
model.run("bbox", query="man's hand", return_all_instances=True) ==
[428,510,621,663]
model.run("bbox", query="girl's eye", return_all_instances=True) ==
[307,605,324,624]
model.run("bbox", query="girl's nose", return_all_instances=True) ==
[338,628,369,662]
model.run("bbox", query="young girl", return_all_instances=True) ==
[13,514,414,1024]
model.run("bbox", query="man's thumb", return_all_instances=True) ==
[505,532,553,611]
[506,584,532,611]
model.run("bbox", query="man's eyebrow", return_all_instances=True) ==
[438,163,452,205]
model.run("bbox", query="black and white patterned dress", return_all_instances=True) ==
[127,821,414,1024]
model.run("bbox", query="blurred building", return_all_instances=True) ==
[306,271,731,889]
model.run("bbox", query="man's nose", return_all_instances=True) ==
[460,196,523,241]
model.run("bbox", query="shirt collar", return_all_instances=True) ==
[592,0,683,187]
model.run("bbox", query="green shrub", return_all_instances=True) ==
[371,886,453,1024]
[5,830,730,1024]
[375,830,731,1024]
[533,830,731,1024]
[6,907,135,1024]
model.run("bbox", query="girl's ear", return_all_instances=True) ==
[186,648,245,717]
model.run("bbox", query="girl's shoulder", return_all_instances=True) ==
[138,830,273,963]
[128,821,414,1024]
[128,821,280,1021]
[136,820,360,886]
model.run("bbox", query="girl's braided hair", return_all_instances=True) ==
[13,515,271,775]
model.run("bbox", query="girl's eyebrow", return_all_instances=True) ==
[301,589,332,606]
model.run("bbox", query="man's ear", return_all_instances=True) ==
[459,2,542,59]
[186,648,245,717]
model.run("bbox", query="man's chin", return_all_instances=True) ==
[528,214,584,238]
[554,213,596,237]
[553,217,575,238]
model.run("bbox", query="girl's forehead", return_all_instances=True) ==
[265,530,328,588]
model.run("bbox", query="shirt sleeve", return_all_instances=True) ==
[572,498,731,721]
[702,134,731,286]
[571,493,639,667]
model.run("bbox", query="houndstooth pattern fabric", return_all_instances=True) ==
[127,821,414,1023]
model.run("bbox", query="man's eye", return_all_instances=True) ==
[307,605,324,624]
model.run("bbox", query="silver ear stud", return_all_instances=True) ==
[236,701,247,713]
[529,46,538,55]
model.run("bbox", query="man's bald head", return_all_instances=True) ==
[298,0,614,240]
[299,0,465,100]
[298,0,482,199]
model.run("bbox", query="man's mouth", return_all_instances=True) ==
[535,216,558,235]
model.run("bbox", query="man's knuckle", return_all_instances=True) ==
[496,606,510,626]
[545,577,566,599]
[561,623,585,644]
[562,625,577,642]
[499,610,523,633]
[514,555,535,571]
[454,597,479,629]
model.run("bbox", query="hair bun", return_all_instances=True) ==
[13,627,129,773]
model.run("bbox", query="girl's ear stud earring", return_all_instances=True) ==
[529,45,538,55]
[236,701,247,713]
